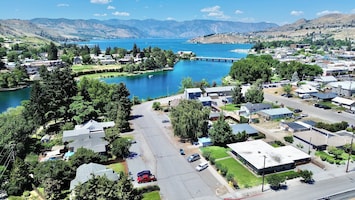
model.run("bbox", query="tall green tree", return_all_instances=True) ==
[5,158,33,196]
[69,148,103,169]
[208,115,234,146]
[231,84,243,104]
[47,42,58,60]
[111,137,131,159]
[170,100,210,141]
[245,82,264,103]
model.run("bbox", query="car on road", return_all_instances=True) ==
[294,108,302,113]
[187,153,200,162]
[196,162,208,172]
[179,148,185,155]
[300,113,308,117]
[162,119,170,123]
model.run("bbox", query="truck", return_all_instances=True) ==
[137,174,157,183]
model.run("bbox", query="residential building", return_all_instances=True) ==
[70,163,119,190]
[258,107,293,120]
[62,120,114,154]
[230,123,258,136]
[239,102,272,117]
[327,81,355,97]
[228,140,311,175]
[331,96,355,110]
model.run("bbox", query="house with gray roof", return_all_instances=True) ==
[70,163,119,190]
[230,123,258,136]
[327,81,355,97]
[258,107,293,120]
[63,120,114,154]
[239,102,272,117]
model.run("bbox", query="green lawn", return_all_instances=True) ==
[216,157,262,188]
[201,146,230,159]
[143,191,161,200]
[107,162,126,174]
[220,104,239,111]
[77,72,127,79]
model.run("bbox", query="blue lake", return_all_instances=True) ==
[0,39,252,113]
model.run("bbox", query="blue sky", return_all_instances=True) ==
[1,0,355,25]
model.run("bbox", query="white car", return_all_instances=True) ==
[195,162,208,171]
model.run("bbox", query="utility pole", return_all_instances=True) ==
[346,133,354,173]
[261,155,266,192]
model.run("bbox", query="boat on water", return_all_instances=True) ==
[148,75,153,78]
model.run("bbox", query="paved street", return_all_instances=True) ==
[264,93,355,126]
[126,93,355,200]
[128,96,223,200]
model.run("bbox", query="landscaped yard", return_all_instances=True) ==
[72,64,122,72]
[107,162,126,174]
[220,104,239,111]
[143,191,161,200]
[216,157,262,188]
[201,146,230,159]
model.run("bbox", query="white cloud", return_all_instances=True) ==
[112,11,130,16]
[316,10,341,16]
[90,0,112,4]
[234,10,243,15]
[166,17,175,21]
[200,5,229,19]
[107,5,115,10]
[57,3,69,7]
[93,13,108,17]
[290,10,304,16]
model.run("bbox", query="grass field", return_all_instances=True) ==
[107,162,126,174]
[72,64,122,72]
[201,146,230,159]
[220,104,239,111]
[142,191,161,200]
[216,157,262,188]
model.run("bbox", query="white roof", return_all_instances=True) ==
[205,86,235,93]
[185,88,202,93]
[332,96,355,105]
[227,140,294,170]
[327,81,355,90]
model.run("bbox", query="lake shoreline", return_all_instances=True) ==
[0,85,29,92]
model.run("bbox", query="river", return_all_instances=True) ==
[0,39,252,113]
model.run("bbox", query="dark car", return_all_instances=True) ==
[179,148,185,155]
[294,109,302,113]
[137,170,151,177]
[187,153,200,162]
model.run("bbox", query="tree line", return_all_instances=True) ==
[0,64,140,199]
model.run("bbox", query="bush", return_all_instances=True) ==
[274,140,285,146]
[202,151,211,161]
[137,185,160,194]
[226,173,234,182]
[320,155,327,161]
[284,136,294,143]
[210,157,216,165]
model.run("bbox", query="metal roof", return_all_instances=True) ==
[230,123,258,135]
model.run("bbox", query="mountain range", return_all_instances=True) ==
[0,18,278,41]
[1,14,354,43]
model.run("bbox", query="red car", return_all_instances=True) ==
[137,174,157,183]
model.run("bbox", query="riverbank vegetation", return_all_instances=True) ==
[0,64,145,198]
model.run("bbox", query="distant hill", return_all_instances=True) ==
[191,14,355,43]
[0,18,278,42]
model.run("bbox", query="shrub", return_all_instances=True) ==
[202,151,211,161]
[274,140,285,146]
[210,157,216,165]
[320,155,327,161]
[137,185,160,194]
[284,136,294,143]
[226,173,234,182]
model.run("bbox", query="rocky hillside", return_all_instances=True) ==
[0,18,278,42]
[191,14,355,43]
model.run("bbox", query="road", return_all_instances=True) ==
[130,98,221,200]
[245,172,355,200]
[264,93,355,126]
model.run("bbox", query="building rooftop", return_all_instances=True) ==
[230,123,258,135]
[259,107,292,116]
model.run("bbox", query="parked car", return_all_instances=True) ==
[162,119,170,123]
[137,174,157,183]
[187,153,200,162]
[300,113,308,117]
[294,109,302,113]
[196,162,208,172]
[137,170,151,177]
[179,148,185,155]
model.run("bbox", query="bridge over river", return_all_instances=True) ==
[192,56,240,62]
